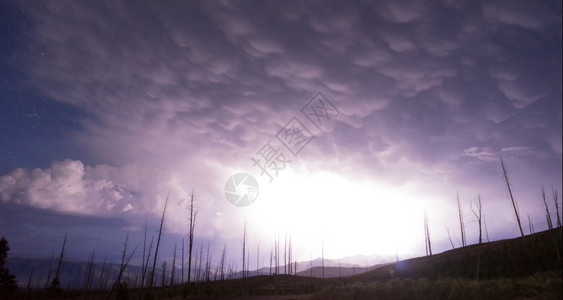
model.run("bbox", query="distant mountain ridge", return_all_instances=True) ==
[6,252,396,288]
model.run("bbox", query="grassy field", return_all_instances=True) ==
[309,272,562,300]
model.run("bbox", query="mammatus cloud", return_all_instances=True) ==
[19,0,561,169]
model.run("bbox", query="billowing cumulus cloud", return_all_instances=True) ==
[1,160,165,215]
[1,0,561,262]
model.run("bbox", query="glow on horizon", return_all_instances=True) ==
[242,166,436,261]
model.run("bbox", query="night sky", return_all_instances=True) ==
[0,0,561,269]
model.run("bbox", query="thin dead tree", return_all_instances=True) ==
[181,238,185,284]
[140,220,151,289]
[256,244,260,276]
[269,248,272,275]
[100,257,112,290]
[242,218,247,278]
[161,262,167,287]
[205,241,211,282]
[83,250,95,290]
[107,232,139,300]
[288,235,292,275]
[500,157,524,237]
[213,261,219,281]
[51,233,67,289]
[97,255,108,290]
[171,242,177,285]
[220,243,226,280]
[471,195,483,244]
[141,219,147,286]
[552,186,561,228]
[471,195,484,281]
[424,212,432,255]
[246,249,250,278]
[445,225,455,249]
[45,250,54,289]
[141,236,154,289]
[187,190,197,285]
[105,264,113,288]
[424,226,428,256]
[149,192,170,288]
[284,233,287,275]
[274,235,280,275]
[528,215,535,234]
[542,186,554,230]
[457,193,467,247]
[483,212,490,242]
[549,187,562,265]
[321,238,325,278]
[425,220,429,256]
[197,243,203,282]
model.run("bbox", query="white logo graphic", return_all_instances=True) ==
[224,172,259,207]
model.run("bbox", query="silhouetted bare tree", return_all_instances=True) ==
[196,243,203,282]
[170,242,177,285]
[187,190,197,285]
[483,211,490,242]
[528,214,535,234]
[445,225,455,249]
[322,238,325,278]
[50,233,67,290]
[552,186,561,228]
[83,250,95,290]
[242,218,247,278]
[45,251,54,289]
[181,238,185,284]
[140,220,154,289]
[149,192,169,287]
[107,232,138,299]
[97,255,108,290]
[457,193,467,247]
[471,195,483,244]
[288,235,292,275]
[500,157,524,237]
[542,186,554,230]
[471,195,484,281]
[220,243,226,280]
[205,241,211,282]
[284,233,287,275]
[161,261,167,286]
[424,212,432,255]
[269,248,272,275]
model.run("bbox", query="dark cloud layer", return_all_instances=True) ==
[0,0,561,261]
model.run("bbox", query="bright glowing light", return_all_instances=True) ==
[245,165,431,261]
